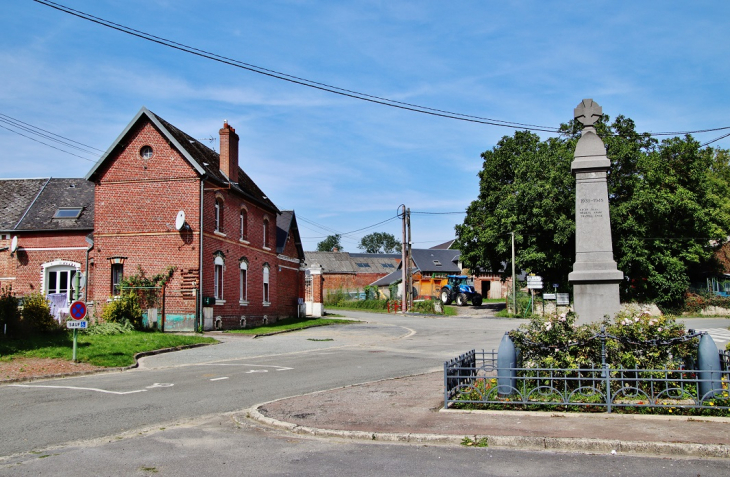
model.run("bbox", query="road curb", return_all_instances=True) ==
[241,406,729,457]
[239,374,730,459]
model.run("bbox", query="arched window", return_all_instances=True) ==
[43,261,80,304]
[214,254,225,301]
[263,264,270,304]
[239,259,248,304]
[240,208,247,241]
[214,198,223,233]
[263,218,269,248]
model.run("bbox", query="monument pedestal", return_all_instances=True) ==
[568,99,623,324]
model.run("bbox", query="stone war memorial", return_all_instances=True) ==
[568,99,624,324]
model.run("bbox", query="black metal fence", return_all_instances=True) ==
[444,349,730,413]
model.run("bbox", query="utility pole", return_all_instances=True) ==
[399,205,407,313]
[406,207,412,310]
[511,231,516,315]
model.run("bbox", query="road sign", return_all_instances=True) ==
[67,320,88,329]
[557,293,570,306]
[526,275,543,289]
[543,293,556,300]
[69,301,87,320]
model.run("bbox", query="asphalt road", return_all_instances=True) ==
[0,312,521,457]
[0,311,727,475]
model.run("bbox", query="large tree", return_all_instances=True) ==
[358,232,402,253]
[316,234,343,252]
[455,115,730,307]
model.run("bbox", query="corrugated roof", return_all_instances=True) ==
[0,178,94,232]
[303,251,399,274]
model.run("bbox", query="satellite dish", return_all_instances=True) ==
[10,236,18,253]
[175,210,186,231]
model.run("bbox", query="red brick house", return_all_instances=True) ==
[0,178,95,321]
[84,107,304,330]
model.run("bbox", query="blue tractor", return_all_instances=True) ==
[439,275,483,306]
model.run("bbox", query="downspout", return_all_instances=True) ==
[83,235,94,302]
[198,176,205,332]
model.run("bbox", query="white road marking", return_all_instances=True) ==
[210,377,229,381]
[699,328,730,344]
[246,370,268,373]
[10,382,175,395]
[196,363,293,371]
[9,385,147,395]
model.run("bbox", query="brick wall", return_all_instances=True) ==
[322,272,387,297]
[90,119,201,321]
[0,231,91,300]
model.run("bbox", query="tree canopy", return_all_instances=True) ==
[455,115,730,307]
[358,232,402,254]
[316,234,343,252]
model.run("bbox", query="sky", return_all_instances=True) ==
[2,1,729,252]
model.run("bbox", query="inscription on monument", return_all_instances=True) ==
[579,198,605,219]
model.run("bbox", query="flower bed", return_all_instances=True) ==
[445,311,730,415]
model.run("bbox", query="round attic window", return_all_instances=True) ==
[140,145,153,159]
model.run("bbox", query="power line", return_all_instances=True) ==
[411,211,465,215]
[701,132,730,148]
[0,112,105,154]
[0,123,98,162]
[33,0,563,133]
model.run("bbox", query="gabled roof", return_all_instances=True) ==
[276,210,304,260]
[85,107,278,213]
[410,248,462,274]
[0,178,94,232]
[303,251,400,274]
[430,239,455,250]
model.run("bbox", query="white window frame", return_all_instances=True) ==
[214,256,225,303]
[41,260,81,305]
[214,200,222,232]
[263,264,270,305]
[239,260,248,305]
[263,218,269,249]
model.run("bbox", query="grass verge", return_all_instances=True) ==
[0,331,216,367]
[225,316,357,335]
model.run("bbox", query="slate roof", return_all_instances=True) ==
[430,239,455,250]
[0,178,94,232]
[410,248,462,274]
[85,107,278,214]
[276,210,304,260]
[303,251,400,274]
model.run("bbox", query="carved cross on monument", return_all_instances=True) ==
[568,99,623,324]
[574,99,603,126]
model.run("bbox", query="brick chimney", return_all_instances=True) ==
[219,120,239,183]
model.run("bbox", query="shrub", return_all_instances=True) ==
[411,298,443,315]
[0,286,21,336]
[509,310,697,371]
[324,289,350,306]
[21,293,60,333]
[85,320,134,336]
[102,292,143,329]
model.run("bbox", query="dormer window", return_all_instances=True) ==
[433,260,442,266]
[54,207,82,219]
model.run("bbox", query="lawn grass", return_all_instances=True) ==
[0,331,216,367]
[225,316,357,335]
